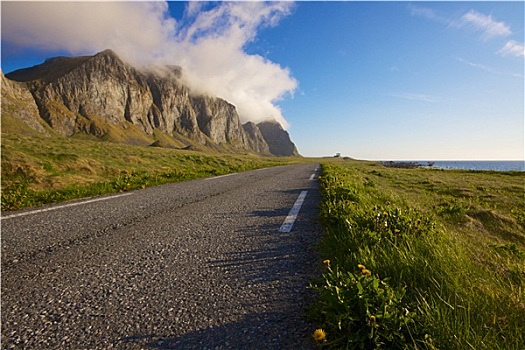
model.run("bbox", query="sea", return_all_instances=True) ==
[414,161,524,172]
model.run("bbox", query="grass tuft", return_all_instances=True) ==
[310,161,524,349]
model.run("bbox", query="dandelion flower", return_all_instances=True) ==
[323,259,330,265]
[361,269,372,276]
[312,329,326,342]
[357,264,366,270]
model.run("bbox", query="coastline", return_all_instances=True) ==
[381,160,524,172]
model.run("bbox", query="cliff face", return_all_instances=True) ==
[1,72,50,135]
[3,50,299,156]
[242,122,271,154]
[257,121,299,156]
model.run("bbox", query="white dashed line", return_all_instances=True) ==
[0,192,134,220]
[279,190,308,233]
[204,173,235,180]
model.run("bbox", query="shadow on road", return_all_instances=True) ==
[117,186,321,350]
[120,311,310,349]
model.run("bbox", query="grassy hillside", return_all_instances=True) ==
[1,133,300,211]
[310,160,524,349]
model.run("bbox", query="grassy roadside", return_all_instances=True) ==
[3,133,524,349]
[1,133,301,211]
[309,160,524,349]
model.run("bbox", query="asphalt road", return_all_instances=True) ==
[1,163,322,349]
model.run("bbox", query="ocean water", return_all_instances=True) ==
[416,161,524,172]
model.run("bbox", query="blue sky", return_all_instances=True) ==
[2,1,524,160]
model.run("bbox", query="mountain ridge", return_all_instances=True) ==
[3,50,299,156]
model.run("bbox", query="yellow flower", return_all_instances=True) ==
[361,269,372,276]
[323,259,330,265]
[312,329,326,342]
[369,315,376,323]
[357,264,366,270]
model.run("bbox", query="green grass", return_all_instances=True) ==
[3,133,524,349]
[310,160,524,349]
[1,133,301,211]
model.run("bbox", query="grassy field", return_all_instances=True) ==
[310,160,524,349]
[0,133,300,211]
[3,133,524,349]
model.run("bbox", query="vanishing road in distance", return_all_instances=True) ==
[2,163,321,349]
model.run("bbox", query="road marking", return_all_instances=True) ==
[204,173,234,180]
[309,173,316,180]
[0,192,134,220]
[279,190,308,233]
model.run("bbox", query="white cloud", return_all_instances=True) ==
[455,57,494,73]
[1,2,177,57]
[455,10,512,40]
[456,56,523,79]
[498,40,525,57]
[1,1,297,127]
[167,2,297,127]
[411,6,514,42]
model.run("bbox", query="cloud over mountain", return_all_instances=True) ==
[2,1,297,127]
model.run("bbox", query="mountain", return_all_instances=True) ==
[242,122,270,154]
[1,71,52,136]
[2,49,299,156]
[257,121,299,156]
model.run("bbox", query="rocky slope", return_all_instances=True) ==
[1,72,50,135]
[257,121,299,156]
[2,50,298,156]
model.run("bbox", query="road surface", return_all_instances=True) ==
[1,163,322,349]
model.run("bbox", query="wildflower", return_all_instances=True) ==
[357,264,366,270]
[323,259,330,265]
[361,269,372,276]
[312,329,326,342]
[424,334,434,344]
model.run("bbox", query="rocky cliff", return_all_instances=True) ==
[1,72,50,135]
[3,49,298,156]
[257,121,299,156]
